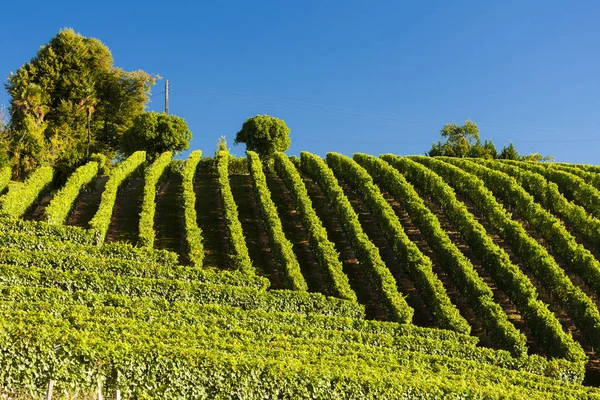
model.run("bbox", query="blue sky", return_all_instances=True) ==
[1,1,599,163]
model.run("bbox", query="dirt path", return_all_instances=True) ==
[194,174,229,270]
[230,174,285,289]
[22,190,54,221]
[302,174,391,321]
[154,168,185,259]
[66,176,108,228]
[105,175,144,245]
[266,173,331,295]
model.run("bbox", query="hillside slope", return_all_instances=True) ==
[1,151,600,398]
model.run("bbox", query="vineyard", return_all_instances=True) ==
[2,150,600,398]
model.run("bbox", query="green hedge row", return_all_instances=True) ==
[216,150,254,274]
[0,165,53,218]
[0,217,95,244]
[355,153,528,356]
[248,151,307,291]
[0,247,268,289]
[0,316,592,397]
[0,286,471,345]
[181,150,204,266]
[0,166,10,194]
[301,152,413,323]
[441,157,600,349]
[138,151,173,247]
[382,155,586,364]
[0,231,178,266]
[44,161,99,225]
[89,151,146,244]
[0,273,365,318]
[0,306,581,385]
[327,152,469,334]
[503,160,600,220]
[273,152,356,302]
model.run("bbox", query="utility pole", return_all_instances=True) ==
[165,80,169,115]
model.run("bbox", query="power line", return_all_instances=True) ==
[178,88,599,141]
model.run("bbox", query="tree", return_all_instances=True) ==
[4,28,156,178]
[521,152,555,163]
[234,115,291,160]
[440,119,480,158]
[427,119,491,158]
[120,112,192,160]
[498,142,520,160]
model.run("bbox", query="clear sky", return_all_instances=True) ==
[1,1,599,163]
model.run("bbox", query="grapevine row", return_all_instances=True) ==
[44,161,99,225]
[502,160,600,219]
[180,150,204,267]
[247,151,307,290]
[0,305,579,385]
[216,150,254,273]
[382,155,585,364]
[0,231,178,266]
[0,217,94,244]
[0,270,364,318]
[0,165,53,218]
[327,152,469,334]
[301,151,413,323]
[137,151,172,247]
[355,153,527,356]
[0,309,589,397]
[0,246,268,289]
[470,158,600,287]
[273,152,356,301]
[89,151,146,244]
[430,157,600,351]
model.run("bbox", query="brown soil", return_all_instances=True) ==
[194,174,230,270]
[66,176,108,228]
[378,189,493,348]
[266,173,331,295]
[302,174,391,321]
[105,176,144,245]
[230,174,285,289]
[22,190,54,222]
[154,168,186,260]
[337,178,435,328]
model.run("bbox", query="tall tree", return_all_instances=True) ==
[234,115,291,161]
[4,28,156,178]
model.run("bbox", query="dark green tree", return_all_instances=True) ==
[4,28,156,178]
[121,112,192,160]
[234,115,291,160]
[499,142,520,160]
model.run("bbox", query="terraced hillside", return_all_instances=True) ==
[2,150,600,398]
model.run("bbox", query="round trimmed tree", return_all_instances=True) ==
[234,115,291,160]
[121,111,192,160]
